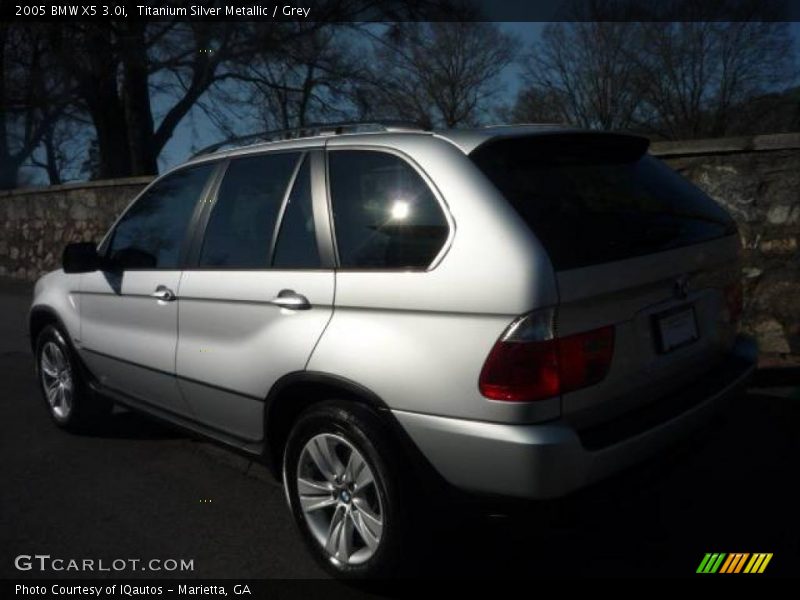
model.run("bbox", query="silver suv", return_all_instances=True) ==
[30,123,756,577]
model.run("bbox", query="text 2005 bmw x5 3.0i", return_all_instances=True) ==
[30,123,756,577]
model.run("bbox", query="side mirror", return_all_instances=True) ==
[62,242,100,273]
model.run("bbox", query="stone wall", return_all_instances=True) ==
[0,133,798,359]
[0,177,152,280]
[651,133,800,359]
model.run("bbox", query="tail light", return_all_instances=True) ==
[479,308,614,402]
[723,281,743,325]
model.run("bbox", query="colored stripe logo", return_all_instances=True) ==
[697,553,773,574]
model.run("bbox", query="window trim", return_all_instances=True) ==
[96,161,223,272]
[268,153,307,266]
[324,146,455,273]
[310,150,337,268]
[183,148,336,272]
[183,159,230,268]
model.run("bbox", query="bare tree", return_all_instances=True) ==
[42,15,357,180]
[634,21,796,138]
[254,28,366,129]
[38,2,437,182]
[513,22,643,130]
[202,25,365,137]
[48,21,269,178]
[358,22,519,128]
[0,24,72,189]
[5,2,486,188]
[28,111,93,185]
[514,17,796,138]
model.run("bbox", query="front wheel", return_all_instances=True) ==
[282,401,416,578]
[35,324,111,432]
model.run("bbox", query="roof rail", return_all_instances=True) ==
[191,120,426,158]
[477,122,570,130]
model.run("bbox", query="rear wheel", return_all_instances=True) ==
[282,401,416,578]
[35,324,111,431]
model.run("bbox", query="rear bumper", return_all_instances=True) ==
[393,336,757,500]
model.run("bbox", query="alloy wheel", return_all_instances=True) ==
[40,341,73,420]
[296,433,385,566]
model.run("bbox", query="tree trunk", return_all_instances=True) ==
[85,95,131,179]
[74,25,132,179]
[0,161,18,190]
[43,127,61,185]
[121,22,157,175]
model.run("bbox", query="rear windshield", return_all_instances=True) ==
[470,134,736,271]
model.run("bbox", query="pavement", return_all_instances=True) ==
[1,276,798,580]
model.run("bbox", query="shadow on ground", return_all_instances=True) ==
[415,391,800,578]
[3,343,798,580]
[80,408,185,441]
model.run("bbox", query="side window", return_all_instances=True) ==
[328,151,449,269]
[199,152,300,268]
[108,163,214,269]
[272,157,320,268]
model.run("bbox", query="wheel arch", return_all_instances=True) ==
[263,372,445,494]
[263,372,388,476]
[29,305,67,354]
[29,305,96,385]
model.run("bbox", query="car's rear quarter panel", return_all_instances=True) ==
[308,135,560,423]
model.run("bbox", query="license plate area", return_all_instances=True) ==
[653,304,699,354]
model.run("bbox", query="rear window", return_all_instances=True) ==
[470,134,736,271]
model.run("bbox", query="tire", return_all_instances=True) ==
[35,324,112,432]
[282,400,417,578]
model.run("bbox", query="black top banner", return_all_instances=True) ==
[5,0,800,22]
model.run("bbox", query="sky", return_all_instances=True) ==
[157,21,800,173]
[156,22,547,172]
[18,21,800,182]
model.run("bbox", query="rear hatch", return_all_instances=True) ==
[471,133,742,429]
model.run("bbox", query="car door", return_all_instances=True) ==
[175,149,335,442]
[79,162,218,417]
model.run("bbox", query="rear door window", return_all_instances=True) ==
[199,152,300,268]
[272,156,320,269]
[470,134,736,271]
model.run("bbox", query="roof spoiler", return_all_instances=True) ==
[472,131,651,163]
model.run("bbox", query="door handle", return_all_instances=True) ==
[151,285,177,302]
[270,289,311,310]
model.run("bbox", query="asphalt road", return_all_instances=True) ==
[1,277,799,580]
